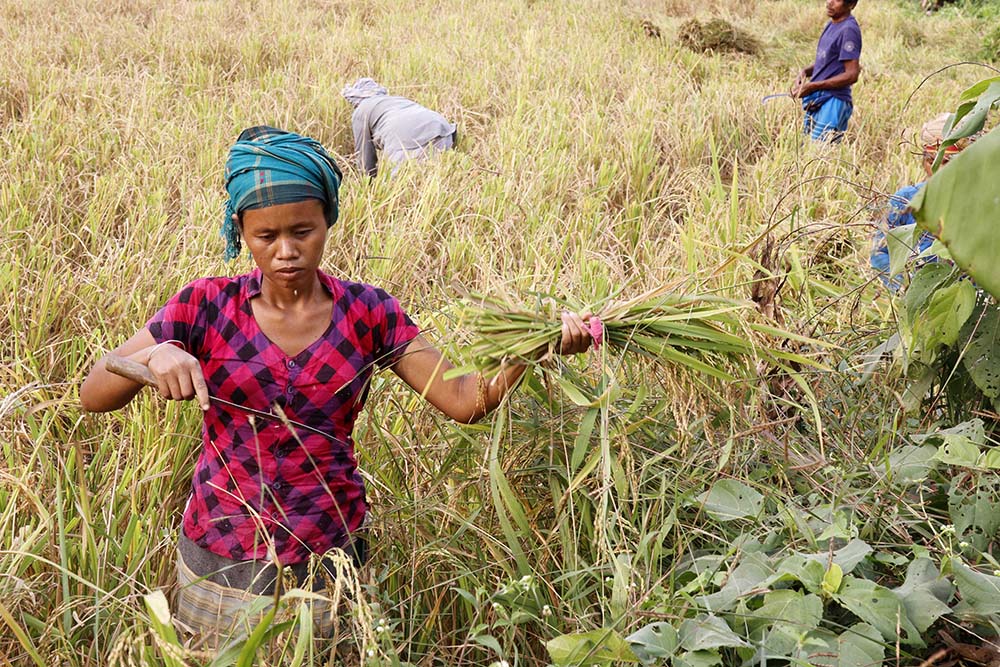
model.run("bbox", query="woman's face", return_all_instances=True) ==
[240,199,328,290]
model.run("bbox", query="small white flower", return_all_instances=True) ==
[520,575,532,584]
[542,605,552,617]
[366,648,375,657]
[941,525,956,535]
[492,601,501,610]
[376,625,385,633]
[959,541,970,548]
[605,576,614,583]
[993,569,1000,577]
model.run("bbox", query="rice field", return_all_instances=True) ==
[1,0,998,665]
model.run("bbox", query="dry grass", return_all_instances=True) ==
[0,0,996,664]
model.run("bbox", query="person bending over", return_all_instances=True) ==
[791,0,862,142]
[342,77,457,178]
[80,126,589,646]
[870,113,975,288]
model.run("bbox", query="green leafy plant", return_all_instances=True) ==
[911,76,1000,296]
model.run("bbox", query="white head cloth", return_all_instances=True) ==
[342,77,388,107]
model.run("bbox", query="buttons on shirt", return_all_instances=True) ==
[272,481,287,492]
[285,385,294,396]
[287,359,296,369]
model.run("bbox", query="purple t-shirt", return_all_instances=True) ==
[811,15,862,103]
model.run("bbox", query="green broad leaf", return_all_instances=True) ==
[903,263,953,322]
[695,480,763,521]
[886,223,918,281]
[892,558,953,633]
[942,81,1000,154]
[472,634,504,657]
[886,444,939,484]
[816,512,855,542]
[960,304,1000,399]
[773,555,826,594]
[747,590,823,659]
[822,563,844,596]
[931,437,982,467]
[982,449,1000,468]
[912,126,1000,298]
[948,475,1000,551]
[678,614,751,652]
[626,622,679,664]
[673,649,722,667]
[952,561,1000,616]
[910,280,977,364]
[832,576,922,646]
[959,76,1000,101]
[793,624,885,667]
[696,553,774,612]
[914,419,986,467]
[774,542,872,594]
[829,540,874,573]
[546,629,640,666]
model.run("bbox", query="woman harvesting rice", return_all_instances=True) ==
[80,126,592,643]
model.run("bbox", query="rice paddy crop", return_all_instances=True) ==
[1,0,998,665]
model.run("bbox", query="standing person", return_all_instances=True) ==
[870,113,975,288]
[791,0,862,142]
[342,77,457,178]
[79,126,591,646]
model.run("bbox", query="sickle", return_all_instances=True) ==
[762,93,793,104]
[104,355,340,443]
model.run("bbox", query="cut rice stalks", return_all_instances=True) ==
[446,284,829,381]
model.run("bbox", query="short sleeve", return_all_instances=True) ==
[839,24,861,61]
[371,288,421,368]
[146,280,208,355]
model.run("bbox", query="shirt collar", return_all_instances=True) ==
[244,268,338,299]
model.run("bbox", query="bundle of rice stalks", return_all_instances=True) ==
[678,18,760,55]
[449,285,824,381]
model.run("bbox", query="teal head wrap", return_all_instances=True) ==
[222,126,343,261]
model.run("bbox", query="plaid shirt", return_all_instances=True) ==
[147,269,420,564]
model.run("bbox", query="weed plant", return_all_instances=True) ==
[0,0,997,665]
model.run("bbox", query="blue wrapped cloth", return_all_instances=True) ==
[221,126,343,261]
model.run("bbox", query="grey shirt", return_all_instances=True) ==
[351,95,456,177]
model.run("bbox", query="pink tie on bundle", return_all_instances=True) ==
[588,316,604,350]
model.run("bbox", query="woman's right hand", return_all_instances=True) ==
[146,344,211,410]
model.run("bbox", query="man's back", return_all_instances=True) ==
[352,96,456,176]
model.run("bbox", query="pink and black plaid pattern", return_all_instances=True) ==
[147,269,420,564]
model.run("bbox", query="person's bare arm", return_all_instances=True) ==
[80,328,209,412]
[391,312,592,424]
[795,60,859,98]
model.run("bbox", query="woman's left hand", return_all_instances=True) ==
[558,311,594,354]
